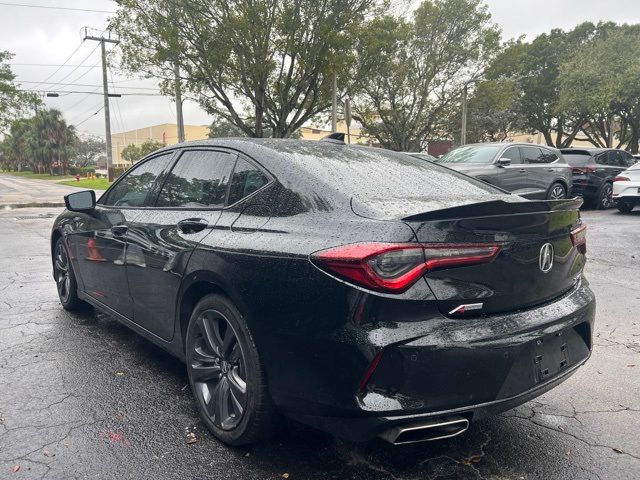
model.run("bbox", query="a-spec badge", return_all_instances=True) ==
[449,303,484,315]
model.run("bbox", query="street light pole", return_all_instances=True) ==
[461,84,468,146]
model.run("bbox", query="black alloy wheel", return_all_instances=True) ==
[190,309,247,430]
[54,238,81,310]
[548,182,567,200]
[186,294,276,445]
[598,183,614,209]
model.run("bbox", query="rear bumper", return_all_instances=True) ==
[571,177,599,198]
[283,280,595,441]
[294,355,587,442]
[613,181,640,200]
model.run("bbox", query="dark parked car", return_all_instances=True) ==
[52,139,595,446]
[408,152,438,162]
[560,148,636,209]
[437,143,572,200]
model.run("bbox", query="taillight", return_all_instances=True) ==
[571,224,587,253]
[614,176,630,182]
[311,242,501,293]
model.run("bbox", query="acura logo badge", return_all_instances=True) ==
[539,243,554,273]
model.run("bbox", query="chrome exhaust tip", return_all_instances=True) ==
[379,416,469,445]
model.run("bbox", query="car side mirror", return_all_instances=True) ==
[496,158,511,167]
[64,190,96,212]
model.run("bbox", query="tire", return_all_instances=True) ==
[53,237,82,311]
[596,182,614,209]
[547,182,567,200]
[617,200,635,214]
[185,294,276,446]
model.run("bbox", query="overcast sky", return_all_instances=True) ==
[2,0,640,138]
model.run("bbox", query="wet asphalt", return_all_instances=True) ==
[0,206,638,480]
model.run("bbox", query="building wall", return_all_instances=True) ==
[111,121,376,166]
[111,124,210,166]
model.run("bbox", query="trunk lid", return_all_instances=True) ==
[365,198,585,316]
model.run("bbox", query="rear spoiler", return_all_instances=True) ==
[402,198,583,222]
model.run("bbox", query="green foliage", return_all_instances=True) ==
[353,0,501,151]
[459,79,521,143]
[1,109,77,174]
[121,139,166,163]
[559,25,640,152]
[0,51,40,131]
[113,0,377,139]
[72,136,106,167]
[487,22,615,148]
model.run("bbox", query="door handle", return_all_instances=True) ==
[111,224,128,236]
[177,218,209,234]
[547,168,554,172]
[519,169,526,173]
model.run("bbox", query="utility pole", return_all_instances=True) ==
[331,73,337,133]
[608,116,615,148]
[174,63,185,143]
[460,84,468,146]
[84,29,119,181]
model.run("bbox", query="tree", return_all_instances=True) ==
[121,139,165,163]
[488,22,615,148]
[113,0,377,138]
[0,51,39,131]
[26,109,77,175]
[559,25,640,152]
[1,118,32,171]
[73,136,106,167]
[351,0,501,151]
[456,79,521,143]
[208,114,248,138]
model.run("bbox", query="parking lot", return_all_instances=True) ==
[0,203,639,480]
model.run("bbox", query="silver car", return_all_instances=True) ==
[437,143,573,200]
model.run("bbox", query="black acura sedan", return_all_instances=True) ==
[52,138,595,446]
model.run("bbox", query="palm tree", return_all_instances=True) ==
[27,109,78,175]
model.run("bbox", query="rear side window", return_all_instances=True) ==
[156,150,235,208]
[595,153,611,166]
[541,150,558,163]
[103,153,174,207]
[501,147,521,164]
[621,151,635,167]
[227,158,269,205]
[520,146,546,164]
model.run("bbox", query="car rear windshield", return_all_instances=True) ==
[273,143,505,201]
[438,145,502,164]
[561,152,593,166]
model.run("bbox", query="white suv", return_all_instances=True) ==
[613,162,640,213]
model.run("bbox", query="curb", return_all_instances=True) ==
[1,202,66,209]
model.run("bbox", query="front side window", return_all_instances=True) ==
[227,158,270,205]
[103,152,174,207]
[438,145,502,164]
[501,147,521,164]
[156,150,235,208]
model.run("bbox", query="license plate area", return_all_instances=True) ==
[533,330,571,383]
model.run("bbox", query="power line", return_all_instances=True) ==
[29,39,86,90]
[51,43,101,86]
[19,88,163,96]
[10,63,101,68]
[0,2,115,13]
[75,106,105,128]
[18,80,161,91]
